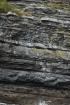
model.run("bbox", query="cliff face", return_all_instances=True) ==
[0,0,70,88]
[0,0,70,104]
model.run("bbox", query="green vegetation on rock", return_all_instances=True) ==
[43,1,70,11]
[48,3,70,10]
[0,0,31,16]
[32,48,70,60]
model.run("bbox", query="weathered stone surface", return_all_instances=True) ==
[0,84,70,105]
[0,0,70,104]
[0,7,70,88]
[0,68,70,89]
[0,1,70,104]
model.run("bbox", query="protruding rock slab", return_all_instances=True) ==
[0,69,70,89]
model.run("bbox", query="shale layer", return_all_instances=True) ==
[0,0,70,104]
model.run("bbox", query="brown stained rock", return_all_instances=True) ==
[0,85,70,104]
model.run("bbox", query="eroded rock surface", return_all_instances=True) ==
[0,0,70,104]
[0,1,70,88]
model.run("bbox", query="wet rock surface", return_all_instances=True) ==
[0,0,70,104]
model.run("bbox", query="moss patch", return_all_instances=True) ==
[32,48,70,60]
[43,1,70,11]
[0,0,31,16]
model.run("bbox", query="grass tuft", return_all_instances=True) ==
[0,0,31,16]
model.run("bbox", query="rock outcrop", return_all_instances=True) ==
[0,2,70,88]
[0,0,70,104]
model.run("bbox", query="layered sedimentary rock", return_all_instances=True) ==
[0,0,70,104]
[0,4,70,88]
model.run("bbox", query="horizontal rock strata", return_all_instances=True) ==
[0,0,70,89]
[0,0,70,104]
